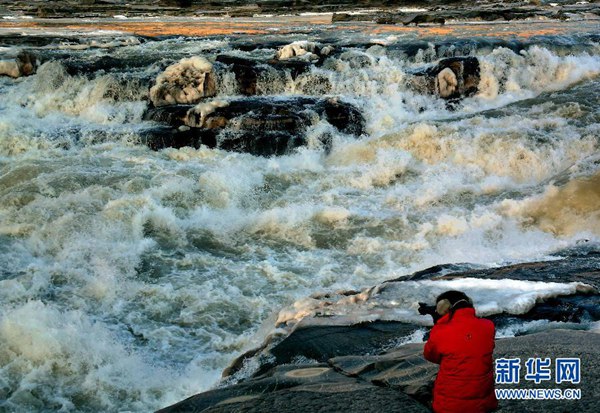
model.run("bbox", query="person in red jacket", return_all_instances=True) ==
[423,290,498,413]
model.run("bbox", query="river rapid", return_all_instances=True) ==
[0,16,600,412]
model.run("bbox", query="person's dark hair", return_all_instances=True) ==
[436,290,473,320]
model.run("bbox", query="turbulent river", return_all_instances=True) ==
[0,16,599,412]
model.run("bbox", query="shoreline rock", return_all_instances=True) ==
[156,247,600,412]
[157,329,600,412]
[333,2,600,25]
[0,1,507,19]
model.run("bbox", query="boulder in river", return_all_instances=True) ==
[215,54,315,95]
[141,97,365,156]
[407,56,480,100]
[149,56,217,107]
[0,51,38,78]
[275,41,335,62]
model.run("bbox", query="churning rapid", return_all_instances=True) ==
[1,21,600,412]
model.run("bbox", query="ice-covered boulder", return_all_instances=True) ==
[276,41,320,60]
[0,51,38,78]
[275,41,335,61]
[408,56,480,101]
[149,56,216,107]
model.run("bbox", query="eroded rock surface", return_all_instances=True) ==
[157,362,430,413]
[157,328,600,413]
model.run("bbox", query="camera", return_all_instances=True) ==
[418,302,436,316]
[418,302,441,323]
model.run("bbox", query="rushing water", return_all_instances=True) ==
[0,20,600,412]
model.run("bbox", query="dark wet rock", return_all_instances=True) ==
[0,51,38,78]
[329,330,600,413]
[401,247,600,289]
[157,362,430,413]
[1,0,466,18]
[0,34,78,48]
[349,3,600,25]
[329,342,437,406]
[147,52,329,99]
[141,97,364,155]
[393,13,446,26]
[407,56,480,100]
[331,13,371,23]
[215,54,315,95]
[221,318,421,380]
[159,0,193,7]
[270,319,420,365]
[215,55,263,96]
[157,327,600,413]
[60,55,157,76]
[15,51,37,76]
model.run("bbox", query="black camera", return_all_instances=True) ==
[418,302,436,316]
[418,302,441,323]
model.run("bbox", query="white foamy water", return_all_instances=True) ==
[0,26,599,412]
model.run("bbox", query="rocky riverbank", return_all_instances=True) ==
[1,0,599,21]
[158,330,600,412]
[158,246,600,412]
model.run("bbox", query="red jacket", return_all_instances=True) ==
[424,307,498,413]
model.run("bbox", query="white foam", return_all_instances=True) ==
[0,301,219,411]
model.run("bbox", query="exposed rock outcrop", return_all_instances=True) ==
[400,247,600,288]
[0,0,471,19]
[141,97,364,155]
[334,3,600,25]
[157,328,600,413]
[157,362,430,413]
[215,54,316,95]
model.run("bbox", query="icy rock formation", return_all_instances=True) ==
[149,56,216,107]
[408,56,480,100]
[276,41,320,60]
[275,41,334,61]
[0,51,38,78]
